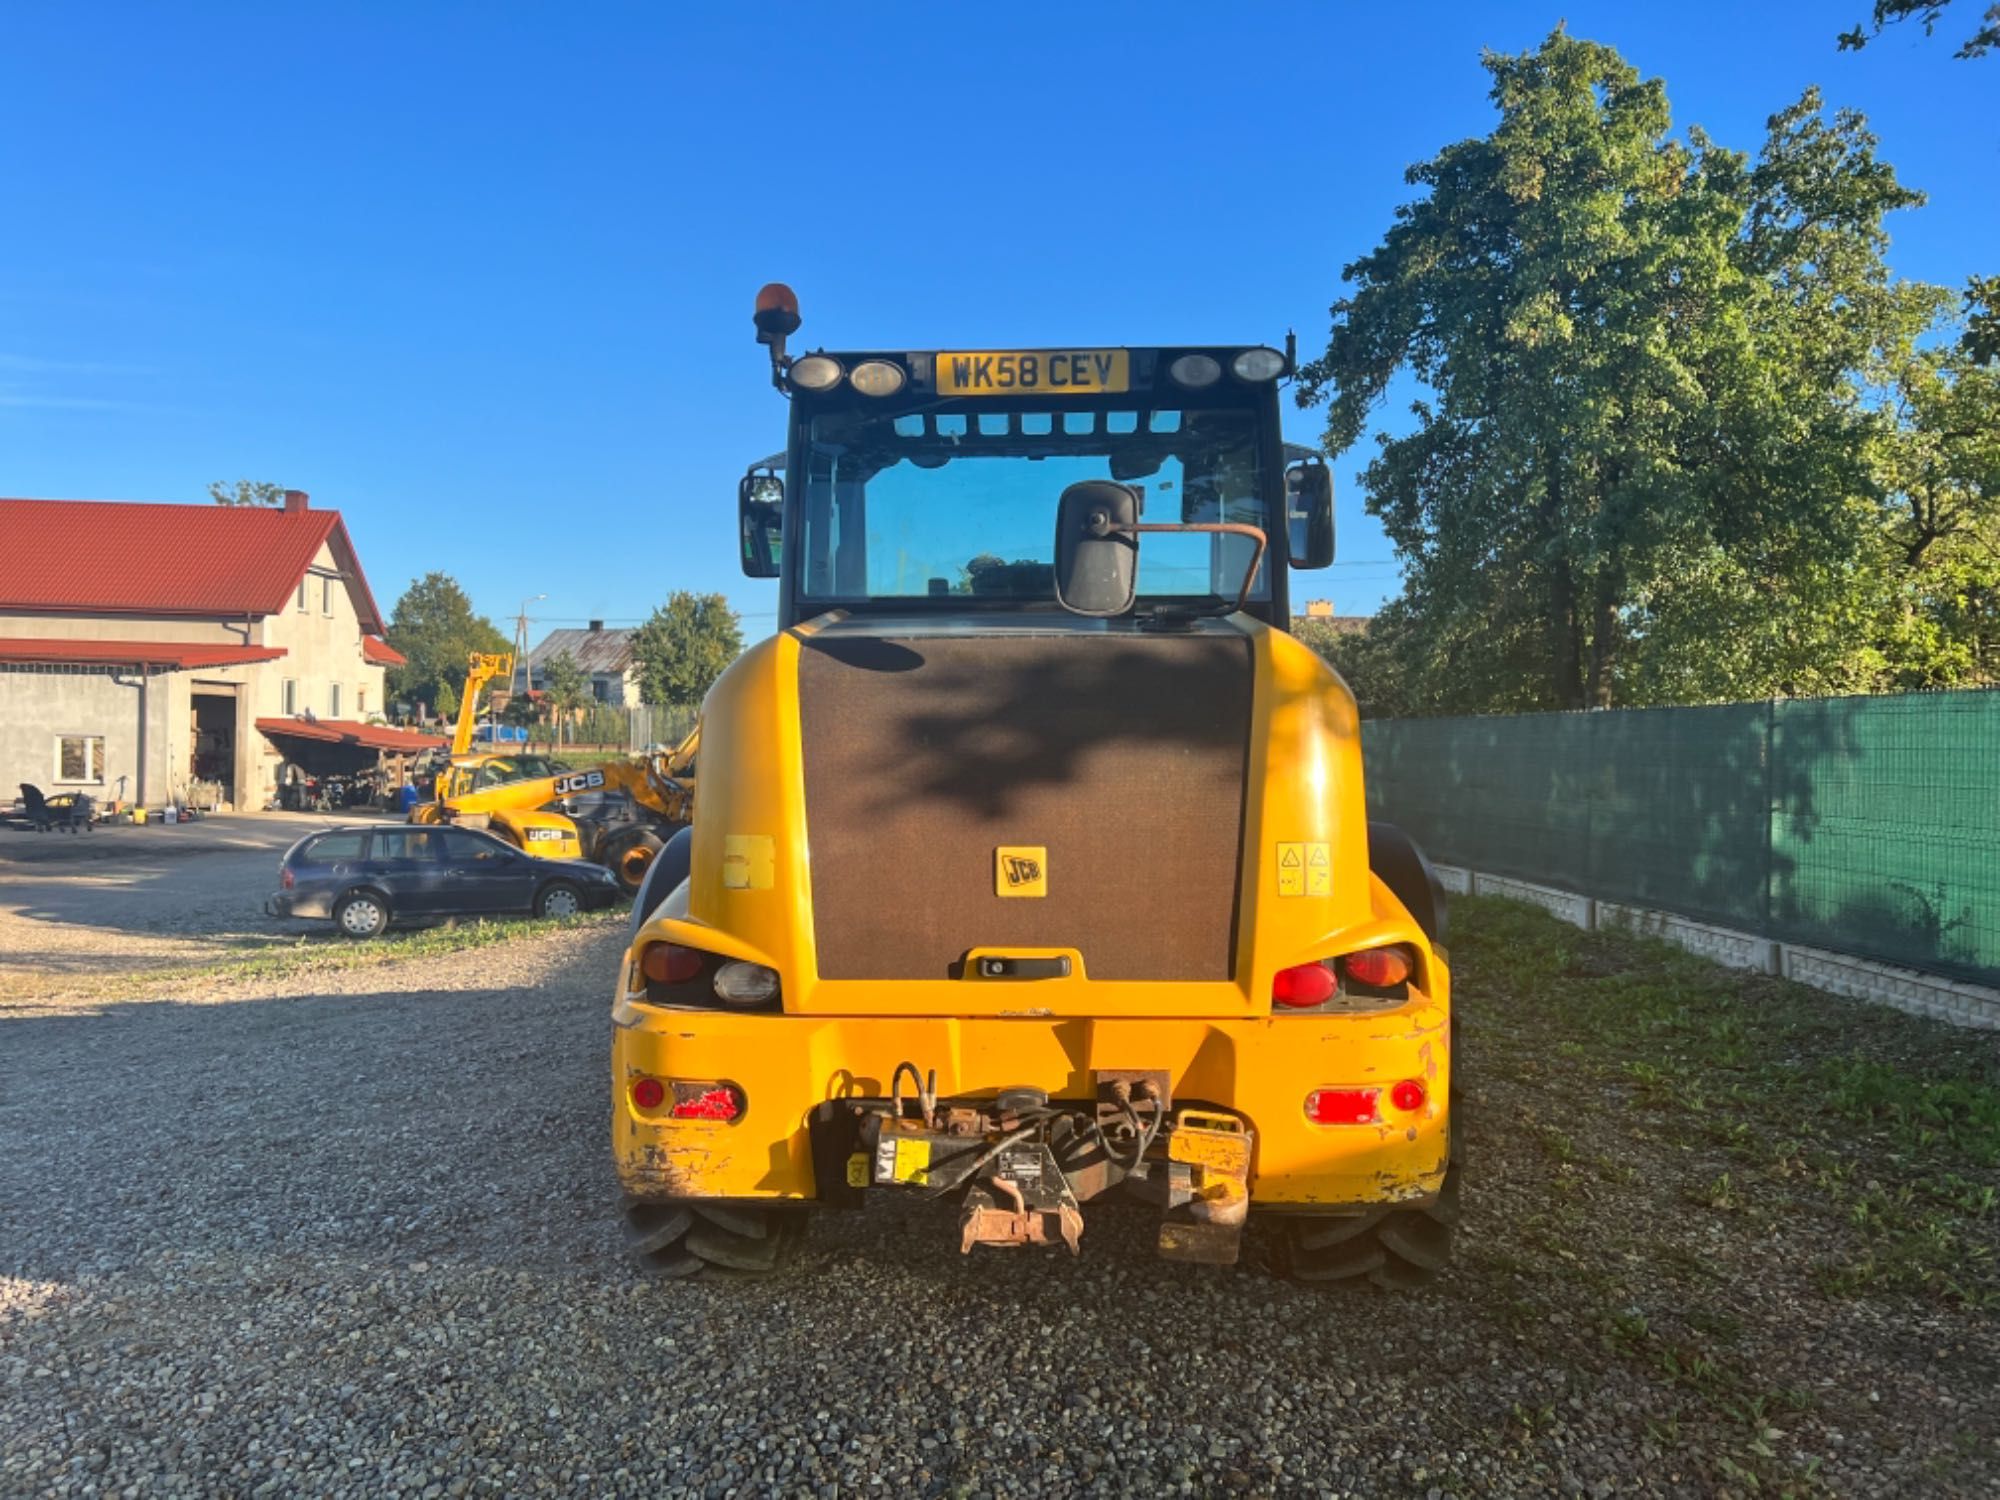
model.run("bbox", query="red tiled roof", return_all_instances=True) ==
[0,498,386,633]
[255,717,444,753]
[0,638,288,669]
[361,635,407,667]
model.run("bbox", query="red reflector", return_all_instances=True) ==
[1390,1079,1427,1113]
[641,942,704,984]
[1341,945,1413,988]
[629,1077,665,1110]
[1272,961,1336,1008]
[1305,1087,1381,1125]
[670,1084,744,1122]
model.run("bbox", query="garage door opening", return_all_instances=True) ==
[191,689,237,809]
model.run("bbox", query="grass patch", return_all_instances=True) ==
[1457,894,2000,1309]
[2,911,623,1009]
[1453,894,2000,1490]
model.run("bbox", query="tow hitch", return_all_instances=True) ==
[822,1066,1256,1264]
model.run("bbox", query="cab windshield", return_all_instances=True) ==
[797,400,1268,605]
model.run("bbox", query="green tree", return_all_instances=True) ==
[382,572,511,713]
[631,591,744,708]
[1299,31,1938,711]
[209,479,286,507]
[1293,616,1415,719]
[1838,1,1999,58]
[538,651,590,743]
[434,679,459,722]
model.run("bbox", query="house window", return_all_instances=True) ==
[330,683,342,718]
[322,576,336,615]
[282,679,298,714]
[297,578,309,612]
[55,735,105,785]
[358,686,368,716]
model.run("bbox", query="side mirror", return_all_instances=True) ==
[1287,461,1335,569]
[738,472,783,578]
[1053,481,1140,617]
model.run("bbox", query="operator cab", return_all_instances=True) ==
[740,285,1334,631]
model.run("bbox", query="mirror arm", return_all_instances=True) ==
[1125,522,1269,614]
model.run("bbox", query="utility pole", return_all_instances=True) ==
[513,594,546,698]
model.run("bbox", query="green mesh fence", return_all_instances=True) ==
[1362,690,2000,986]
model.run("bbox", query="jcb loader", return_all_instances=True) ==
[611,285,1454,1284]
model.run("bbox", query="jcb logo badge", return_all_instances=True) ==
[553,770,605,796]
[995,846,1047,899]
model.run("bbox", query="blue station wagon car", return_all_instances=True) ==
[269,824,624,938]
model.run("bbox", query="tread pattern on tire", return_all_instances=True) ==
[624,1200,804,1279]
[1276,1161,1460,1290]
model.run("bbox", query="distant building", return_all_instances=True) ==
[1296,601,1371,636]
[0,491,438,810]
[525,621,641,706]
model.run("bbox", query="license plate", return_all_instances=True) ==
[935,349,1128,396]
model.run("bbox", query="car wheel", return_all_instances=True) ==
[334,891,390,940]
[536,881,583,920]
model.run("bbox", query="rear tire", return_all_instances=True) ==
[604,828,665,896]
[623,1200,806,1278]
[333,890,390,940]
[1272,1159,1460,1289]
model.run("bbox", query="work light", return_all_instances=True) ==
[789,355,843,391]
[849,360,906,397]
[1231,347,1287,382]
[1167,353,1221,388]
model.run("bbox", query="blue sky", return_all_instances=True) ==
[3,3,1992,639]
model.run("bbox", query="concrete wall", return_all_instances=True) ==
[0,665,174,808]
[0,610,248,645]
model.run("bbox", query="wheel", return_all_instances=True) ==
[333,890,390,940]
[623,1200,807,1278]
[1271,1159,1460,1289]
[628,825,693,936]
[604,828,665,896]
[535,880,584,920]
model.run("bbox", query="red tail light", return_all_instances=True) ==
[630,1077,665,1110]
[1390,1079,1428,1113]
[1305,1087,1381,1125]
[1340,945,1413,988]
[641,942,704,984]
[280,866,295,890]
[1272,961,1336,1008]
[670,1084,744,1122]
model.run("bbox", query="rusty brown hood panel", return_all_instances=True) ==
[795,615,1254,982]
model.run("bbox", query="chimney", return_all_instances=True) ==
[283,490,309,513]
[588,619,603,632]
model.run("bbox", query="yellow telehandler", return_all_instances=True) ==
[607,285,1455,1285]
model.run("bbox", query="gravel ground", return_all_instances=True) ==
[0,813,356,990]
[3,904,1996,1497]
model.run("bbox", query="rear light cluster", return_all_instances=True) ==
[1304,1077,1428,1125]
[636,941,781,1011]
[628,1076,745,1122]
[1271,945,1416,1011]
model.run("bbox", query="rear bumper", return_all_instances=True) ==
[610,997,1450,1209]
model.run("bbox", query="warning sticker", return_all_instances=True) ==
[722,834,775,890]
[1277,842,1330,897]
[875,1135,931,1186]
[846,1152,871,1189]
